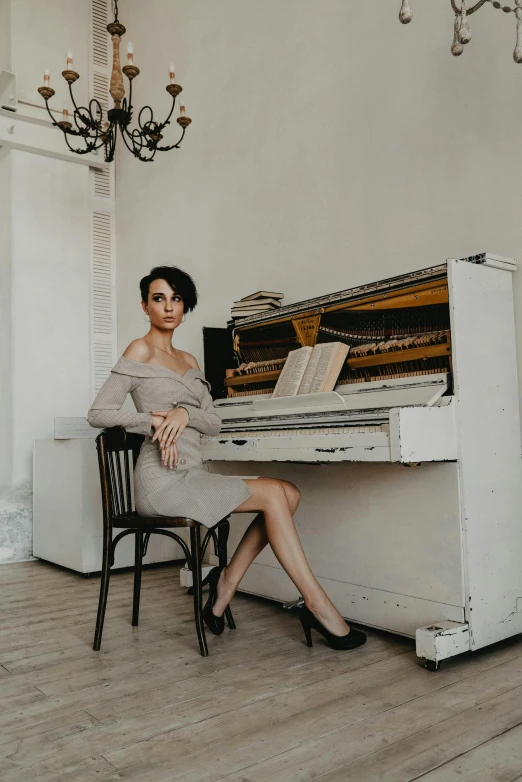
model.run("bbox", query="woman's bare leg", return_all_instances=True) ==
[213,480,298,615]
[213,478,350,637]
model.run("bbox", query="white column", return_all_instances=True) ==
[0,0,111,562]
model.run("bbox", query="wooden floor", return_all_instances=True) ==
[2,562,522,782]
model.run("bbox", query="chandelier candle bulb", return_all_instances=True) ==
[62,102,69,121]
[179,101,186,116]
[43,68,50,86]
[126,41,134,65]
[169,62,176,84]
[66,50,73,68]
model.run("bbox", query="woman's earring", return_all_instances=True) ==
[182,314,186,323]
[143,312,150,322]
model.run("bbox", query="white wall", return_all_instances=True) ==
[0,0,10,74]
[9,0,90,115]
[10,150,91,484]
[0,0,100,561]
[0,148,12,487]
[115,0,522,381]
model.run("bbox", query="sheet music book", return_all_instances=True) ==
[272,342,349,398]
[240,291,284,302]
[232,297,282,309]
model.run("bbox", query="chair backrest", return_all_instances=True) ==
[95,427,144,522]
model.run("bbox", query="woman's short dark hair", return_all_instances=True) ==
[139,266,198,313]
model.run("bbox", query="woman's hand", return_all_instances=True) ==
[151,407,189,448]
[160,440,178,470]
[151,412,181,469]
[151,413,167,431]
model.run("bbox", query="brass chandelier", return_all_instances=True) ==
[399,0,522,62]
[37,0,191,162]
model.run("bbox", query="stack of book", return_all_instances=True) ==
[231,290,284,321]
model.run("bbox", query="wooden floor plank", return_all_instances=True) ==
[218,666,522,782]
[1,559,522,782]
[415,722,522,781]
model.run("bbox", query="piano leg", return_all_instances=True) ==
[282,596,304,610]
[416,620,470,671]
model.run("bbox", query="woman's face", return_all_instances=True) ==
[143,278,184,331]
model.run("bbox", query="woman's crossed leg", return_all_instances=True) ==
[213,478,350,637]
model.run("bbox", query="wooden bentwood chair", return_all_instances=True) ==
[92,426,235,657]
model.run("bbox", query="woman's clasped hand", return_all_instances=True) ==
[151,407,190,470]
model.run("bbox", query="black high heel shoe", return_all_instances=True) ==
[298,605,366,650]
[202,567,225,635]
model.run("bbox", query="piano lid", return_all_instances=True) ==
[233,264,448,330]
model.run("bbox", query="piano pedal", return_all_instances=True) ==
[283,596,304,611]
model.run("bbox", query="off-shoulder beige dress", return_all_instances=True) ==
[87,356,252,527]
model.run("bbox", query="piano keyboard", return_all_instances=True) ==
[201,422,392,462]
[205,424,389,439]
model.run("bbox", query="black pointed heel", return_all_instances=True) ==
[298,605,367,650]
[202,567,225,635]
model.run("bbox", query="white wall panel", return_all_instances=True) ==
[11,150,91,484]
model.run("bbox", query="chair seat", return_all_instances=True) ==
[112,511,199,529]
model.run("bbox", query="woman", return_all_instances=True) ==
[87,266,366,651]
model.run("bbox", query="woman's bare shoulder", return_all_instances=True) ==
[181,351,200,370]
[122,339,153,362]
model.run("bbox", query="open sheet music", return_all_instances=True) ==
[272,342,349,398]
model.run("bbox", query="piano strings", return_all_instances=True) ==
[222,272,453,398]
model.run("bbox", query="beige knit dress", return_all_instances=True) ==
[87,355,252,527]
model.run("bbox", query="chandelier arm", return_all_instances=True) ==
[451,0,489,14]
[468,0,489,13]
[153,95,177,133]
[88,98,104,127]
[155,125,186,151]
[42,98,62,128]
[61,131,102,156]
[104,125,117,163]
[127,78,133,115]
[67,84,96,130]
[122,124,148,152]
[137,105,154,134]
[61,116,107,151]
[119,125,155,161]
[72,109,95,135]
[71,105,99,132]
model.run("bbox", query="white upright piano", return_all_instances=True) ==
[202,254,522,670]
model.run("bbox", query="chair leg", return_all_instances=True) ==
[132,532,143,626]
[93,536,111,651]
[218,521,236,631]
[190,525,208,657]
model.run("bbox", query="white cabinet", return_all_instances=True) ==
[33,439,183,574]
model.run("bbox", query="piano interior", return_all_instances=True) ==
[221,266,452,398]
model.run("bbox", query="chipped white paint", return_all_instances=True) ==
[389,402,457,463]
[202,428,391,463]
[449,259,522,652]
[416,620,470,662]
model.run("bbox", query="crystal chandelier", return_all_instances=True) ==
[37,0,192,162]
[399,0,522,62]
